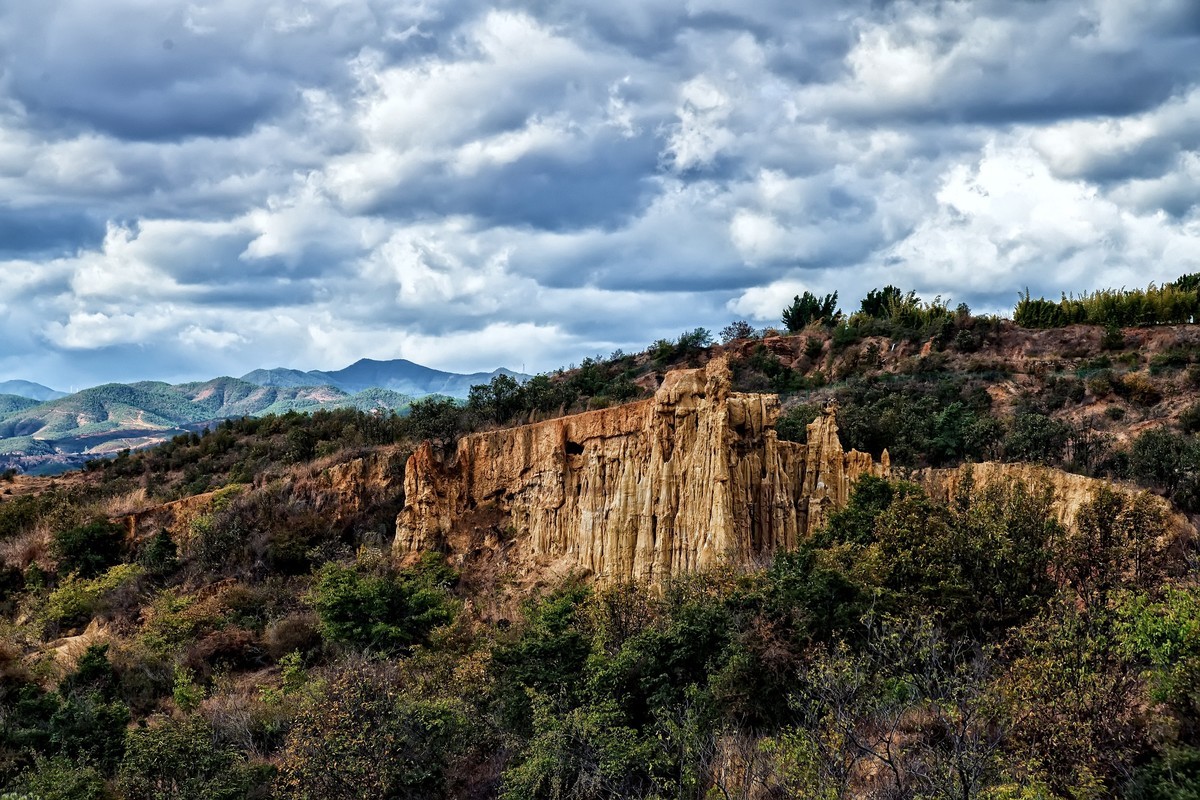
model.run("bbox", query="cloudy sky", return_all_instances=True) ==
[2,0,1199,389]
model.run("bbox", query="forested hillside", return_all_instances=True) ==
[0,279,1198,799]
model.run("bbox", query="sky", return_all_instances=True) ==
[2,0,1199,390]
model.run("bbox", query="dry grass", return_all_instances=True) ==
[0,525,52,571]
[101,486,151,518]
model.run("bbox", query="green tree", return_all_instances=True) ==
[277,663,470,800]
[859,285,907,318]
[116,717,261,800]
[468,373,526,425]
[309,557,456,655]
[782,292,840,332]
[51,520,126,579]
[7,755,111,800]
[1127,427,1200,508]
[1002,413,1070,464]
[405,397,466,444]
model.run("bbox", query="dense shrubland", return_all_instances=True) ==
[0,277,1199,797]
[1,460,1196,799]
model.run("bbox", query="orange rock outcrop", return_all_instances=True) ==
[394,358,889,583]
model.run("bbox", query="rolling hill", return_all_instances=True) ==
[0,357,524,470]
[241,358,527,398]
[0,377,416,464]
[0,395,39,416]
[0,380,66,401]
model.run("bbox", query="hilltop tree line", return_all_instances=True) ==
[763,273,1200,340]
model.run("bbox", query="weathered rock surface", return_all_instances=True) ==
[917,461,1193,540]
[120,446,407,546]
[395,358,890,583]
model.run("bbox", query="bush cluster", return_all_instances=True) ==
[1014,275,1200,328]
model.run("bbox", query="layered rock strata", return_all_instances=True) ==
[394,358,889,583]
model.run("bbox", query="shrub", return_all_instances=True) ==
[1124,746,1200,800]
[181,627,264,680]
[276,664,471,799]
[1180,401,1200,434]
[116,717,263,800]
[1086,369,1116,397]
[1116,372,1162,407]
[309,557,456,654]
[172,666,204,713]
[137,531,179,577]
[138,590,226,660]
[42,564,143,630]
[1149,348,1192,375]
[51,520,126,579]
[46,692,130,772]
[264,612,323,660]
[185,511,247,573]
[776,404,823,443]
[7,755,111,800]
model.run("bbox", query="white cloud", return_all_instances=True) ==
[0,0,1198,388]
[884,138,1200,296]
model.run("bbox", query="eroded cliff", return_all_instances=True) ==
[917,461,1193,540]
[394,358,889,583]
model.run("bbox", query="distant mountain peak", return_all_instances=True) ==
[0,380,67,402]
[239,357,528,399]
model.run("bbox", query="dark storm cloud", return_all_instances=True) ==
[365,131,662,231]
[1,0,1198,387]
[0,207,105,258]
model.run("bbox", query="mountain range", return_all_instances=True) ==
[0,358,526,472]
[240,358,523,398]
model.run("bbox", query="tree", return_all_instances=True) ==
[1128,427,1200,507]
[859,286,906,319]
[117,717,261,800]
[51,520,126,579]
[1002,413,1070,465]
[468,374,525,425]
[719,320,756,343]
[782,292,839,332]
[309,557,456,655]
[677,328,714,351]
[277,663,471,800]
[405,397,465,444]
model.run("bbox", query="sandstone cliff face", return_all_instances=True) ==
[917,461,1192,538]
[395,358,889,583]
[121,447,407,547]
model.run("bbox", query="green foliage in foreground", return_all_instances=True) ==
[0,473,1196,799]
[309,553,457,654]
